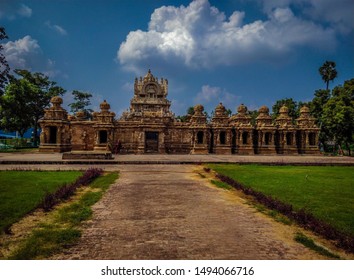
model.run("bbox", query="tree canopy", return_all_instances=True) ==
[0,27,10,96]
[69,90,93,119]
[321,79,354,154]
[0,70,65,140]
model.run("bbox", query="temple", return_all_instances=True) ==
[39,70,320,156]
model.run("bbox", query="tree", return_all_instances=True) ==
[0,27,10,96]
[319,61,338,90]
[176,106,195,122]
[0,76,34,137]
[321,79,354,155]
[69,90,93,118]
[308,89,331,146]
[0,70,65,142]
[249,110,259,126]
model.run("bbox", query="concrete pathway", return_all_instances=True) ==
[51,165,325,260]
[0,152,353,166]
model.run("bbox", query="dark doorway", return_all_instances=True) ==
[242,132,248,145]
[309,133,316,146]
[145,131,159,153]
[286,132,292,145]
[99,130,108,144]
[197,131,204,144]
[49,126,57,144]
[220,131,226,145]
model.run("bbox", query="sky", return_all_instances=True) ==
[1,0,353,117]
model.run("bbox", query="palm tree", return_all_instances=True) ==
[319,61,338,90]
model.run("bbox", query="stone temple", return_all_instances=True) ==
[39,69,320,156]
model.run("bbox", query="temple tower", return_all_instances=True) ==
[38,96,71,152]
[210,103,232,154]
[229,104,254,154]
[255,106,276,154]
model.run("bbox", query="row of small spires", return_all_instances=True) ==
[50,96,312,119]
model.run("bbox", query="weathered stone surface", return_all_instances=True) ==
[50,165,329,260]
[39,70,320,155]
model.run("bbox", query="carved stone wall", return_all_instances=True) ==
[39,70,320,155]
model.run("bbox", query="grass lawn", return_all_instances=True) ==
[208,164,354,236]
[0,171,82,232]
[9,172,118,259]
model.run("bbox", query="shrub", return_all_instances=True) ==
[40,168,103,212]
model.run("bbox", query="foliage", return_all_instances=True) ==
[0,171,81,233]
[0,26,10,96]
[308,89,330,146]
[68,90,93,118]
[0,70,65,141]
[248,110,259,126]
[8,172,118,259]
[319,61,338,90]
[208,164,354,252]
[321,79,354,155]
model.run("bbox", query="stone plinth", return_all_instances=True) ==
[62,151,113,160]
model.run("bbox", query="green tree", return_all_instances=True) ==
[176,106,195,122]
[319,61,338,90]
[308,89,331,146]
[0,77,34,137]
[0,70,65,142]
[0,27,10,96]
[249,110,259,126]
[322,79,354,155]
[271,98,299,122]
[69,90,93,118]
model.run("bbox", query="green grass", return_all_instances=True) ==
[9,172,118,259]
[210,179,232,190]
[294,232,340,259]
[208,164,354,236]
[0,171,82,232]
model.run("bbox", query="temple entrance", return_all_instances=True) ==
[99,130,108,144]
[145,132,159,153]
[49,126,57,144]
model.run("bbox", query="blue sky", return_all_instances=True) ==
[1,0,353,116]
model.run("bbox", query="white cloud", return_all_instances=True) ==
[3,35,62,78]
[17,4,32,18]
[195,85,240,111]
[259,0,354,33]
[45,21,68,36]
[118,0,337,71]
[3,35,40,69]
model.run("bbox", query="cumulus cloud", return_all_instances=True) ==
[117,0,337,71]
[45,21,68,36]
[195,85,239,110]
[3,35,40,69]
[3,35,61,77]
[259,0,354,33]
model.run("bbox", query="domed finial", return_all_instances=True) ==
[51,96,63,108]
[100,100,110,112]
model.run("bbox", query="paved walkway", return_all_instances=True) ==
[51,165,325,260]
[0,152,353,166]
